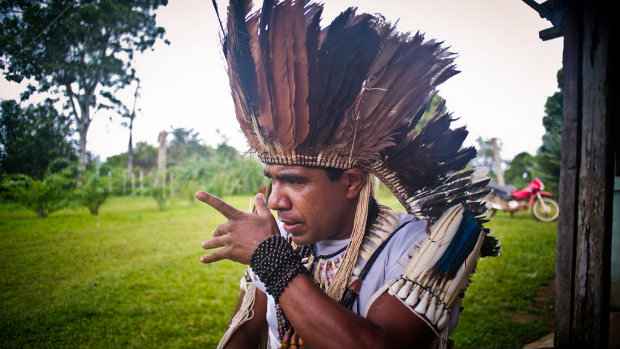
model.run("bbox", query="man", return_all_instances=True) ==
[200,1,498,348]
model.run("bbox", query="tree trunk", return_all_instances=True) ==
[127,82,140,194]
[37,206,48,218]
[78,125,89,173]
[65,84,92,174]
[76,97,91,174]
[128,119,135,193]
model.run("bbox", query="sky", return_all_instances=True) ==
[0,0,563,162]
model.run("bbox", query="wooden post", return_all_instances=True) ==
[555,1,614,347]
[157,130,168,188]
[555,0,581,344]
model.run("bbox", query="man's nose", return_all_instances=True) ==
[267,185,291,211]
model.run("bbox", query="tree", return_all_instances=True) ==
[505,152,536,189]
[0,0,168,171]
[167,127,211,166]
[474,137,505,185]
[0,99,76,179]
[120,80,141,191]
[536,69,563,194]
[105,141,157,173]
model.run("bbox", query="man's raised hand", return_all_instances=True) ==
[197,191,279,265]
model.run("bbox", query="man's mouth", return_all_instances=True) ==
[280,220,304,234]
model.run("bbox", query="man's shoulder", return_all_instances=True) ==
[392,213,428,244]
[356,212,428,282]
[382,213,428,262]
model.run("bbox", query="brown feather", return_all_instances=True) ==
[292,0,310,147]
[223,0,262,150]
[335,34,442,160]
[247,13,274,139]
[269,2,295,149]
[303,3,322,152]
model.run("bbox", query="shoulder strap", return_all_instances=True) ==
[340,207,407,308]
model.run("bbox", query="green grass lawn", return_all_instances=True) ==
[0,196,556,348]
[452,211,556,349]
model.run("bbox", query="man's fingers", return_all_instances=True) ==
[202,235,230,250]
[213,223,231,237]
[254,193,271,217]
[200,247,231,264]
[195,191,243,219]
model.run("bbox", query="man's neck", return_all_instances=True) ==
[325,195,379,241]
[327,198,357,241]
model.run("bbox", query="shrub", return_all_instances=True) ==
[150,185,169,211]
[0,171,74,218]
[76,171,110,215]
[176,178,201,204]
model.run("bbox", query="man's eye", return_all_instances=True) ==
[287,178,306,185]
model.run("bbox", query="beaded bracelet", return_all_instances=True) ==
[250,235,308,302]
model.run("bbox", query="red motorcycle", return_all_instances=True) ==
[486,178,560,222]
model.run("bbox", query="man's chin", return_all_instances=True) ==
[290,234,312,246]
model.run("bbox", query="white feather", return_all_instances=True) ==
[414,291,430,315]
[426,295,438,323]
[388,278,404,296]
[437,308,449,330]
[405,285,421,306]
[397,280,413,300]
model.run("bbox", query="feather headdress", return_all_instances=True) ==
[216,0,489,222]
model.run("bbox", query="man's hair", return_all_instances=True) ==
[325,168,345,181]
[323,167,379,227]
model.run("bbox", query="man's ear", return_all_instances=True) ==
[342,168,367,200]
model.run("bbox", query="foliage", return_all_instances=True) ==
[0,99,76,179]
[76,170,110,215]
[104,133,266,199]
[535,70,563,194]
[0,0,168,169]
[106,141,158,174]
[167,127,212,167]
[97,165,130,196]
[505,152,537,189]
[0,167,77,217]
[0,196,555,348]
[149,185,169,211]
[204,155,266,197]
[171,145,267,199]
[176,178,201,204]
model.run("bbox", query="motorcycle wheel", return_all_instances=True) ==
[532,197,560,222]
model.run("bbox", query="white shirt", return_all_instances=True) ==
[249,214,459,348]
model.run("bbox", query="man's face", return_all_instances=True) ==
[263,165,359,245]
